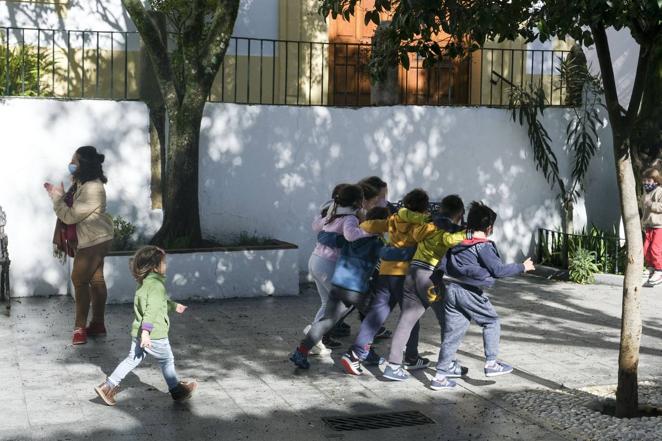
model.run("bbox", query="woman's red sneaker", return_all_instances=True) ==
[72,327,87,345]
[86,322,107,336]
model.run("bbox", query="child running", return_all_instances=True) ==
[290,206,389,369]
[340,189,430,375]
[94,246,197,405]
[641,167,662,286]
[431,202,534,390]
[383,195,468,381]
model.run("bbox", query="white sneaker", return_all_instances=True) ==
[647,270,662,286]
[309,340,332,356]
[643,267,654,284]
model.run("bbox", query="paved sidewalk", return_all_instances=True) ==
[1,275,662,441]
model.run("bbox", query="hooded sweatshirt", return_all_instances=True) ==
[642,186,662,228]
[360,208,429,276]
[441,237,524,291]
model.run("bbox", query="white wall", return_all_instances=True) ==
[199,103,620,268]
[0,98,160,297]
[0,98,619,296]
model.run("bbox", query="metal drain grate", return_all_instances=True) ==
[322,410,435,432]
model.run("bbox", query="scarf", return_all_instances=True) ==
[52,184,78,263]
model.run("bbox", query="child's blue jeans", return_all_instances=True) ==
[107,338,179,390]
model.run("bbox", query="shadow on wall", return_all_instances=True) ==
[0,98,158,297]
[199,104,620,267]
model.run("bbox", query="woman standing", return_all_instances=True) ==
[45,146,114,345]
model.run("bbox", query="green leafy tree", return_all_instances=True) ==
[122,0,240,247]
[319,0,662,417]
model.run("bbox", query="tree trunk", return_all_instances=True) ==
[150,99,205,248]
[614,140,644,417]
[562,199,574,235]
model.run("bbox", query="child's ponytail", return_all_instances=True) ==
[325,184,364,224]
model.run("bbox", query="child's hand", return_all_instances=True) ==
[523,258,535,272]
[140,330,152,348]
[44,182,64,198]
[175,304,187,314]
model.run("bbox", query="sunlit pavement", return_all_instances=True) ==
[1,275,661,441]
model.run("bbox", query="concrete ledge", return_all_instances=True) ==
[532,264,625,287]
[71,242,300,304]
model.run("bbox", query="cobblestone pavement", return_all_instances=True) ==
[1,275,661,441]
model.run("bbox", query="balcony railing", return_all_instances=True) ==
[0,26,571,107]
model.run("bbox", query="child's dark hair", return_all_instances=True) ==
[322,183,350,216]
[359,176,387,190]
[75,145,108,184]
[366,206,390,221]
[402,188,429,213]
[130,246,166,284]
[326,184,364,224]
[466,201,497,232]
[439,194,465,221]
[358,182,380,201]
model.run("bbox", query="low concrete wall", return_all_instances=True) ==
[72,244,299,304]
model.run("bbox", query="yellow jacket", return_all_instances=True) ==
[411,223,467,268]
[360,208,428,276]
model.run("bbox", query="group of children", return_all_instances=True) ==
[290,176,535,390]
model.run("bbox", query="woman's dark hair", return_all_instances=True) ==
[402,188,429,213]
[75,145,107,184]
[359,176,387,190]
[358,182,380,201]
[130,246,166,284]
[326,184,364,224]
[366,206,390,221]
[321,183,351,217]
[466,201,497,232]
[439,194,465,221]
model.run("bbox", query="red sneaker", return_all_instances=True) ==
[72,327,87,345]
[86,322,107,336]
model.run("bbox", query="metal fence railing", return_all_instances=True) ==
[537,228,625,274]
[0,26,571,107]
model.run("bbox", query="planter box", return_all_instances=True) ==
[70,241,299,304]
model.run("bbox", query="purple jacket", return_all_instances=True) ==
[311,214,372,262]
[441,238,524,289]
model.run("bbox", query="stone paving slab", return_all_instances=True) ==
[1,275,662,440]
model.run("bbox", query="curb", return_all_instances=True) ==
[533,264,626,287]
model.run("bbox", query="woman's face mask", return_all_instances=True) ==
[68,163,78,175]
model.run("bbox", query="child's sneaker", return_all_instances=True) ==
[340,350,364,375]
[383,365,409,381]
[374,326,392,340]
[647,270,662,286]
[364,347,384,366]
[308,340,331,356]
[290,348,310,369]
[170,380,197,401]
[430,376,457,390]
[94,381,119,406]
[484,360,513,377]
[439,360,468,378]
[643,267,654,284]
[322,334,342,348]
[403,355,430,371]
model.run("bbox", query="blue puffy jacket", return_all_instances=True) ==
[331,236,384,293]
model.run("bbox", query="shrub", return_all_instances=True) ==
[112,216,136,251]
[569,248,600,284]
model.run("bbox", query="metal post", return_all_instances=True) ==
[0,206,10,302]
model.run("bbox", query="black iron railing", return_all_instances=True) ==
[0,26,570,107]
[537,228,625,274]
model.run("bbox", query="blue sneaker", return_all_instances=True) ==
[484,360,513,377]
[289,349,310,369]
[383,365,409,381]
[430,376,457,390]
[443,360,468,378]
[364,347,385,366]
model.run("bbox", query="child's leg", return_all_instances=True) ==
[107,340,146,387]
[388,269,427,365]
[146,339,179,391]
[458,290,501,362]
[308,255,335,323]
[644,229,653,269]
[301,295,348,350]
[649,229,662,271]
[435,285,471,372]
[403,269,433,362]
[350,275,394,360]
